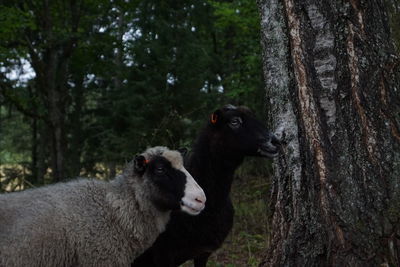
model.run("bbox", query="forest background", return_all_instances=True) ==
[0,0,399,265]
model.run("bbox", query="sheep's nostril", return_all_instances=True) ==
[272,138,281,147]
[269,134,281,147]
[195,198,203,204]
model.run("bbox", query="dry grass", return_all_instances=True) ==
[0,164,29,192]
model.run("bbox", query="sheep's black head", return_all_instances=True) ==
[136,147,206,215]
[208,105,280,158]
[134,155,148,175]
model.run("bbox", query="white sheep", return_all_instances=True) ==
[0,146,206,267]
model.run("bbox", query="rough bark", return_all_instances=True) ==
[258,0,400,266]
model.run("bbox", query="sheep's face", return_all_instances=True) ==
[135,148,206,215]
[209,105,280,158]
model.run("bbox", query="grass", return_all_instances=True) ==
[0,164,28,192]
[207,174,272,267]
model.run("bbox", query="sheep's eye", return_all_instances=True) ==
[155,166,165,175]
[229,117,242,128]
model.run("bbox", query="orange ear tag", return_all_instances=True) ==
[144,159,149,164]
[211,113,218,124]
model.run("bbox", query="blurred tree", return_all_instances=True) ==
[0,0,272,185]
[208,0,265,113]
[0,0,112,182]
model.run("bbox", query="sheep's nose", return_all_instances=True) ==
[259,133,281,148]
[270,134,281,147]
[195,193,206,205]
[195,197,205,204]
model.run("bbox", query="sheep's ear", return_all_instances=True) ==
[210,109,222,125]
[177,147,188,157]
[134,155,148,175]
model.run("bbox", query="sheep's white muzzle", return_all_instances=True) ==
[180,169,206,216]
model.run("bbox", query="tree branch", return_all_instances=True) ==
[0,74,49,124]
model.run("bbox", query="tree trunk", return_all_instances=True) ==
[258,0,400,266]
[36,120,48,184]
[30,92,38,184]
[26,0,81,182]
[43,48,68,182]
[68,75,84,178]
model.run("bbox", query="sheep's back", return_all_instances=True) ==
[0,178,169,266]
[0,179,112,266]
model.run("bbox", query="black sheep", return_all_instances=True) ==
[132,105,280,267]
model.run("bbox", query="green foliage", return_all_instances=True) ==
[208,0,265,114]
[1,0,268,181]
[0,6,34,59]
[0,106,30,164]
[0,6,34,38]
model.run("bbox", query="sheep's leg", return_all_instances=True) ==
[193,253,211,267]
